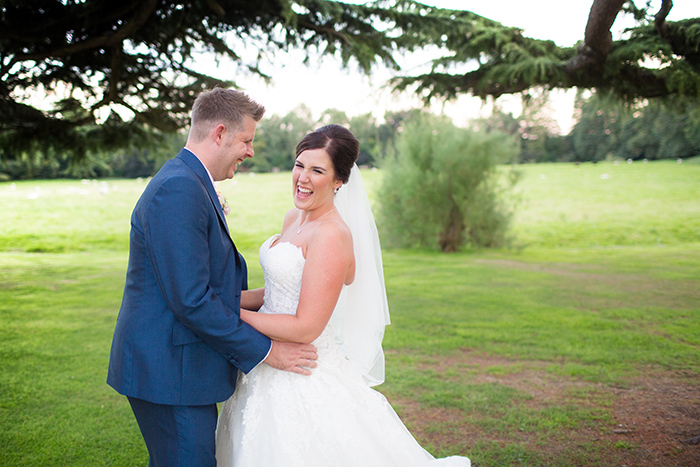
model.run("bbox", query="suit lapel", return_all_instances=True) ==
[176,149,234,241]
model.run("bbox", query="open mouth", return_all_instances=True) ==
[297,186,312,197]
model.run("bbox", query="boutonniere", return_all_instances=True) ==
[217,191,231,216]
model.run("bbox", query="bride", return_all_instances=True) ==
[215,125,470,466]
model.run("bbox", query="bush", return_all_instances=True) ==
[377,114,519,252]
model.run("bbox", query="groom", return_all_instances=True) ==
[107,88,317,467]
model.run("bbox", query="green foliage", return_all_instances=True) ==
[246,105,316,173]
[476,87,700,164]
[607,18,700,99]
[570,92,700,162]
[377,114,519,252]
[0,129,184,180]
[476,90,565,163]
[1,0,487,162]
[4,0,699,172]
[244,107,422,174]
[395,6,699,104]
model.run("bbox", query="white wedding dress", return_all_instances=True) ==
[215,235,470,467]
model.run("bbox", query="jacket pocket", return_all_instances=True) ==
[172,323,203,346]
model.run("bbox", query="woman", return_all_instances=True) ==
[215,125,470,466]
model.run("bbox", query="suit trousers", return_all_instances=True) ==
[128,396,218,467]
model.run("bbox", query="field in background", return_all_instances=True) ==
[1,160,698,466]
[2,160,698,254]
[510,160,700,248]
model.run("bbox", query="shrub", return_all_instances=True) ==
[377,114,519,252]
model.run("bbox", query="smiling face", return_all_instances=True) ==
[214,116,257,181]
[293,148,343,212]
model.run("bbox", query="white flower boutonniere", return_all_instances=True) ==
[217,191,231,216]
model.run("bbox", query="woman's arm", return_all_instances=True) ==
[240,222,353,344]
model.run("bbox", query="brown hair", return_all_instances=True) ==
[295,124,359,184]
[189,88,265,142]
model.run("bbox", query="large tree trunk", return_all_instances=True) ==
[655,0,674,37]
[438,202,465,253]
[584,0,627,56]
[567,0,626,73]
[567,0,675,75]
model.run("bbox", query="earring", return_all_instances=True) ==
[334,187,340,194]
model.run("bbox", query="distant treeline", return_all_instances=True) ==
[1,93,698,180]
[515,93,700,164]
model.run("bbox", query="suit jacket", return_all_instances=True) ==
[107,149,271,406]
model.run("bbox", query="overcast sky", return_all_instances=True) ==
[205,1,698,132]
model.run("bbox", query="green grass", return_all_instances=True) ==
[381,244,700,375]
[0,252,141,466]
[1,160,699,466]
[510,160,700,247]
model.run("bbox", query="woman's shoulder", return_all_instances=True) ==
[308,216,353,254]
[306,216,355,283]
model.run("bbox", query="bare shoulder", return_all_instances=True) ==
[307,217,353,259]
[304,216,355,284]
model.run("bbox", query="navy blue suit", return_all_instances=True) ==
[108,149,270,465]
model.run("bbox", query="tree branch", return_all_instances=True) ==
[202,0,226,17]
[655,0,673,37]
[0,1,139,44]
[90,44,123,113]
[12,0,158,63]
[296,15,352,46]
[566,0,626,74]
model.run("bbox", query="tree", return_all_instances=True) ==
[474,96,570,163]
[2,0,698,164]
[0,0,442,160]
[348,113,382,166]
[570,92,700,161]
[570,93,621,162]
[394,0,700,103]
[377,113,519,252]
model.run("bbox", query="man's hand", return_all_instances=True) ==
[264,341,318,375]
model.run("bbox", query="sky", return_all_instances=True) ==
[207,1,697,133]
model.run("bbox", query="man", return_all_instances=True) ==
[107,88,317,466]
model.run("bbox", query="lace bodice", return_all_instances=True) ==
[258,235,335,352]
[259,235,306,316]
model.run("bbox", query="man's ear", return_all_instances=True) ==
[213,124,226,144]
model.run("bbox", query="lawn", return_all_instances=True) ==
[1,160,699,466]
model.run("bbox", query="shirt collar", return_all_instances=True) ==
[183,147,215,188]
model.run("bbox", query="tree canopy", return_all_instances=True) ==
[395,0,700,103]
[0,0,442,159]
[1,0,698,160]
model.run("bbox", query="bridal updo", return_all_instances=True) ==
[295,124,359,184]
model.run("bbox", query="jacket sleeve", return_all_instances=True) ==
[142,175,270,373]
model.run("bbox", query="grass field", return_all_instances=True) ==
[1,160,699,466]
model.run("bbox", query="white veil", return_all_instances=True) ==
[330,164,391,387]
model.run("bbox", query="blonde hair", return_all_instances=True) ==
[189,88,265,142]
